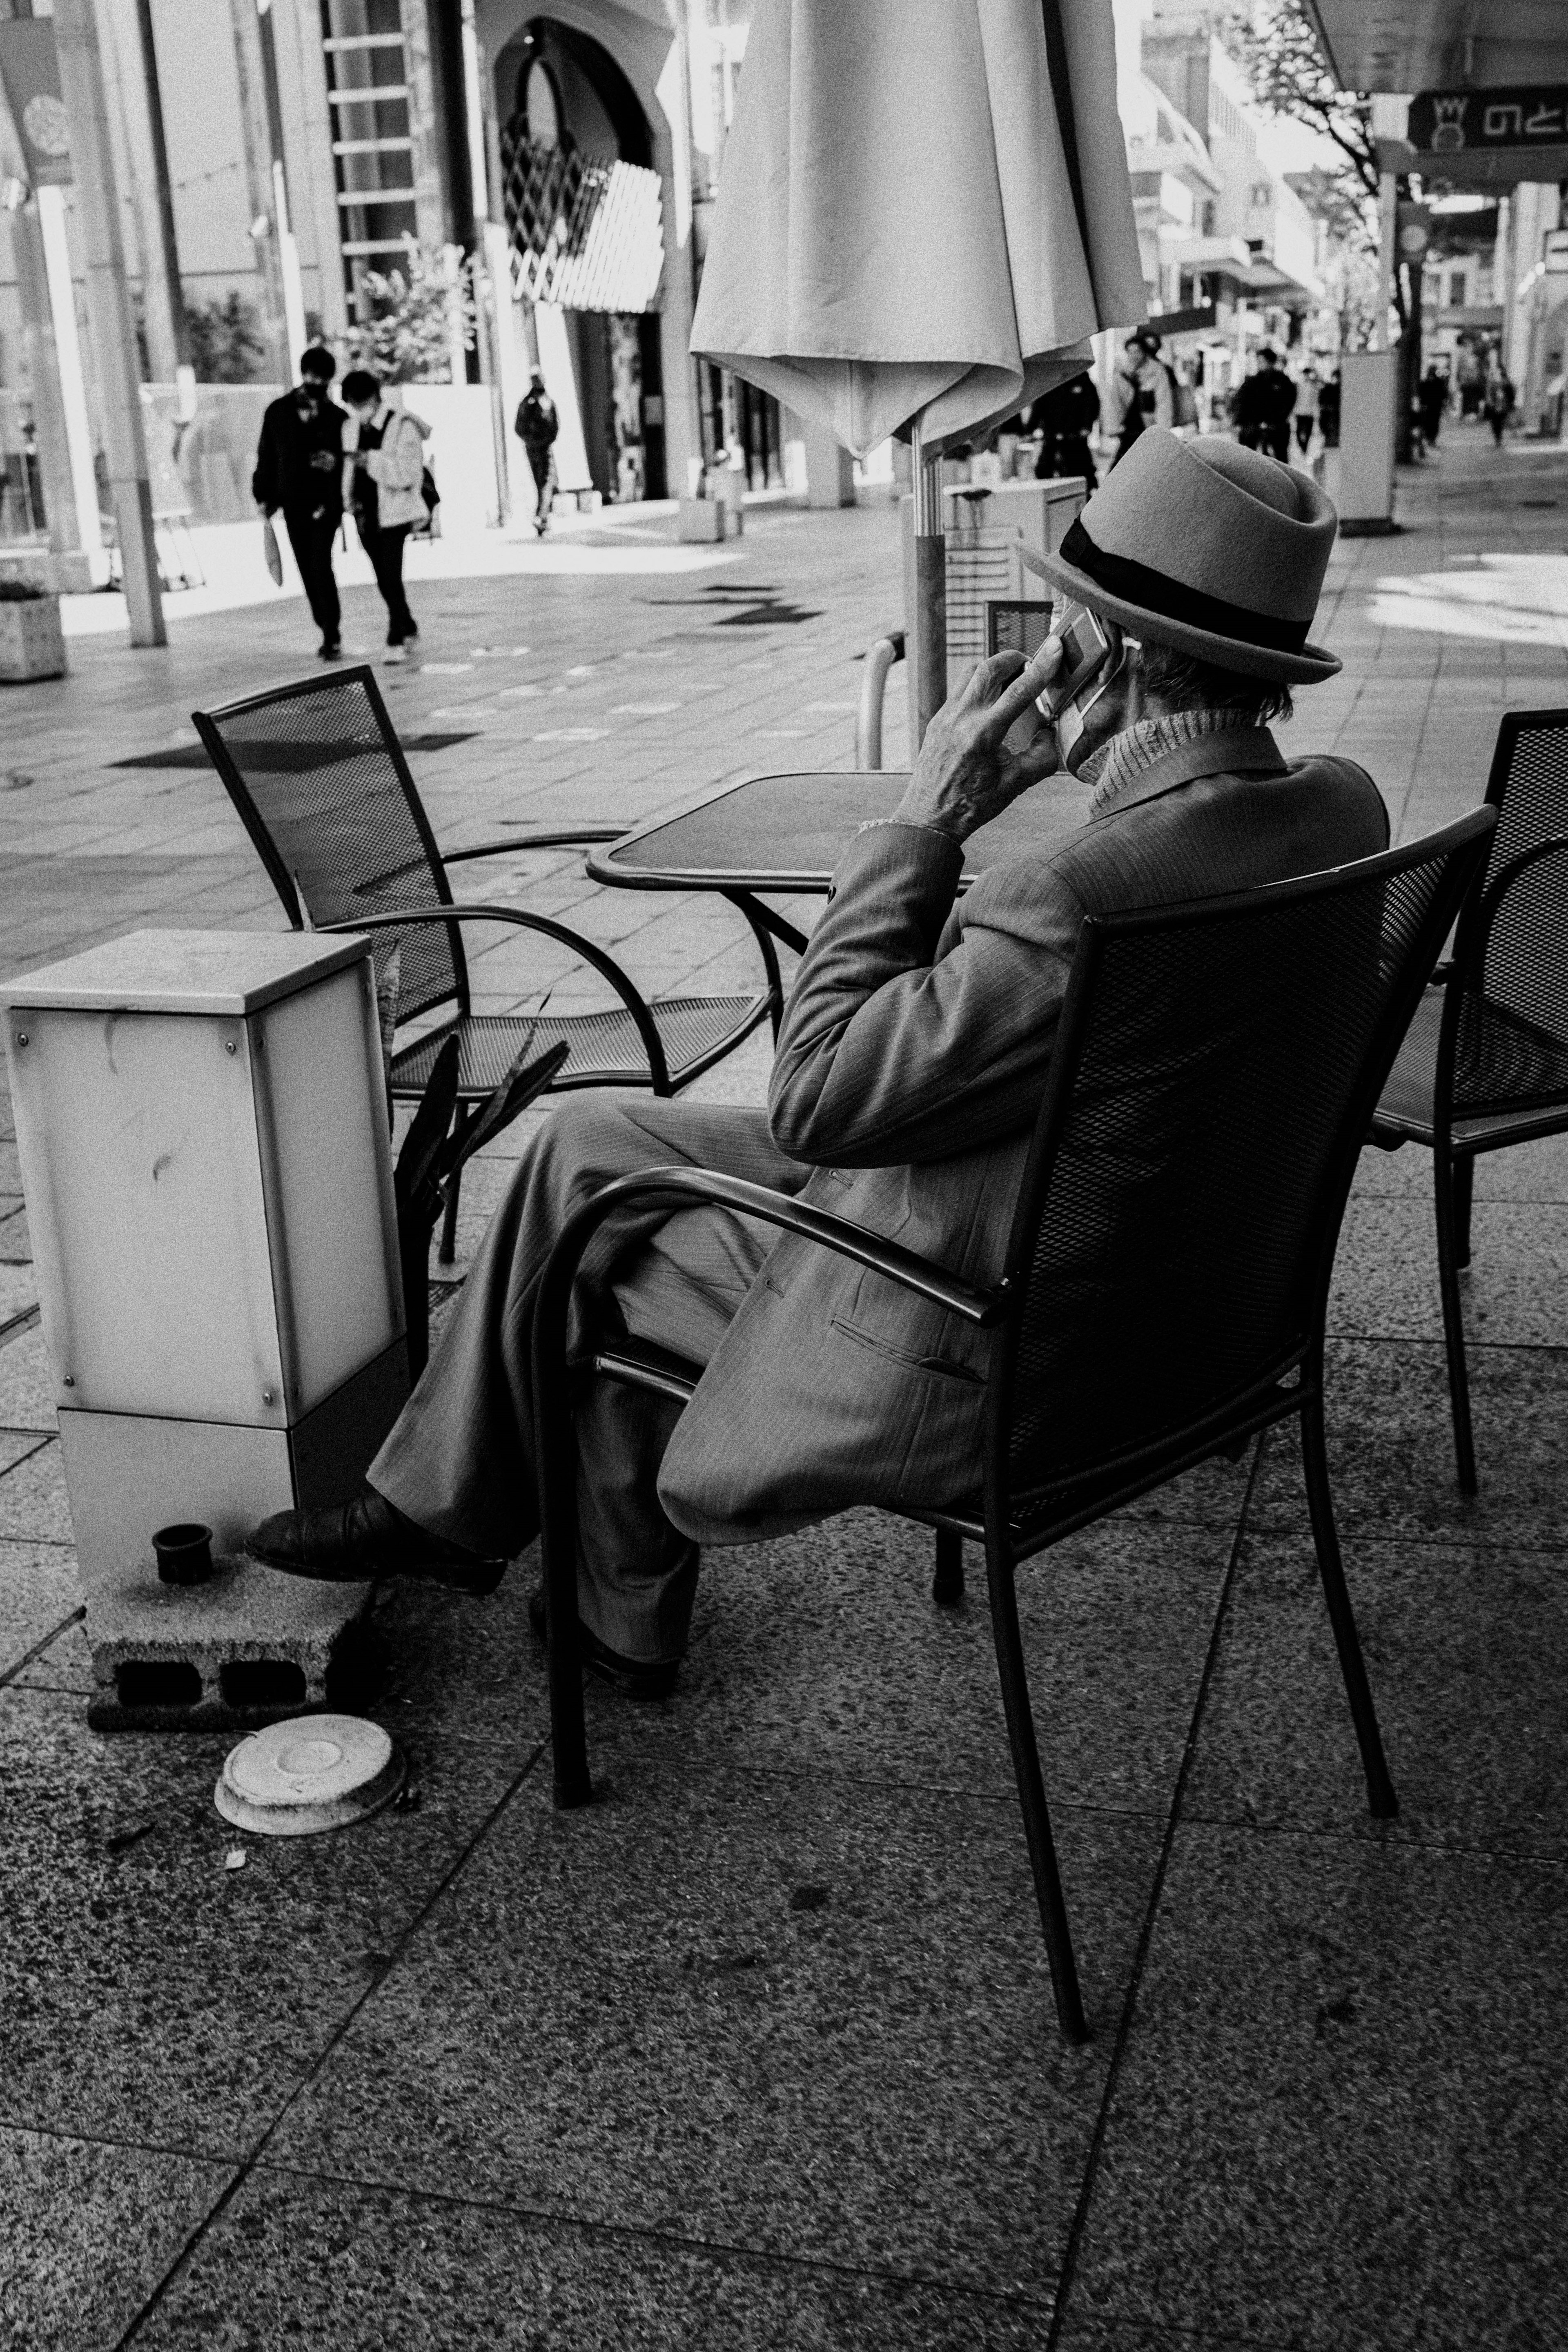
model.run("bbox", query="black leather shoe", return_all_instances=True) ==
[526,1584,680,1702]
[247,1490,504,1597]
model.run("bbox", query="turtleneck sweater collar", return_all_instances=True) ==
[1082,708,1269,814]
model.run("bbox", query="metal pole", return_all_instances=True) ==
[131,0,189,370]
[911,416,946,747]
[461,0,510,525]
[52,0,165,644]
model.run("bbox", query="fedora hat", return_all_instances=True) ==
[1028,427,1340,684]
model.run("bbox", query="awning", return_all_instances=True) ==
[1307,0,1568,95]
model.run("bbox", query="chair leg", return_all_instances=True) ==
[1452,1151,1474,1270]
[983,1538,1089,2043]
[932,1528,964,1605]
[1299,1396,1398,1820]
[1432,1146,1478,1493]
[438,1109,470,1265]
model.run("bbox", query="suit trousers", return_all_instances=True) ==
[358,521,415,642]
[370,1097,809,1660]
[283,508,341,644]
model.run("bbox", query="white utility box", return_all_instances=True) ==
[5,929,409,1729]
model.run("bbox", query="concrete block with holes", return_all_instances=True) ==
[4,930,408,1728]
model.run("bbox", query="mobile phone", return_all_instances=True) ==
[1036,604,1113,719]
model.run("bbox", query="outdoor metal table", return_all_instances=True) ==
[588,769,1093,954]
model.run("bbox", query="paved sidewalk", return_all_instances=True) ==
[2,434,1567,2349]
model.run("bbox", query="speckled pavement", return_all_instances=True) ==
[2,437,1566,2350]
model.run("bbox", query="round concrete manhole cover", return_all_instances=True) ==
[215,1714,405,1837]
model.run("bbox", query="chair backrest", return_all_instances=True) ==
[194,666,466,1025]
[990,810,1495,1505]
[1449,708,1568,1116]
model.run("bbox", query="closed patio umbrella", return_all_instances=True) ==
[690,0,1146,739]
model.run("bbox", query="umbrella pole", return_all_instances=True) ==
[911,418,946,747]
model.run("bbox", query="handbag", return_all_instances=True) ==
[262,515,283,586]
[413,461,441,539]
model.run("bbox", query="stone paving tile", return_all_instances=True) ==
[1067,1823,1568,2351]
[0,2123,234,2352]
[1330,1193,1568,1347]
[1249,1338,1568,1552]
[269,1756,1157,2297]
[129,2168,1053,2352]
[612,1506,1230,1815]
[1183,1525,1568,1858]
[0,1435,70,1544]
[0,1682,545,2158]
[0,1536,82,1681]
[0,1323,56,1432]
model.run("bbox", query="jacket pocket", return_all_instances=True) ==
[830,1315,985,1385]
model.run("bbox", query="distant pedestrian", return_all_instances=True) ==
[252,345,345,660]
[1419,366,1448,447]
[1110,331,1172,468]
[1293,366,1319,457]
[515,368,559,535]
[1485,369,1515,448]
[1234,348,1296,462]
[1028,370,1100,491]
[1317,372,1341,449]
[341,369,429,665]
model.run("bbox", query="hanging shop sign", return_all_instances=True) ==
[1406,87,1568,188]
[0,19,73,189]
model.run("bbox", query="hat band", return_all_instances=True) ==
[1059,517,1311,656]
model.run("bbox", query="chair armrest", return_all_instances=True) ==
[1453,833,1568,989]
[441,828,624,867]
[318,903,670,1089]
[541,1164,1008,1329]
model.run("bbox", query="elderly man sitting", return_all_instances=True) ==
[251,430,1386,1697]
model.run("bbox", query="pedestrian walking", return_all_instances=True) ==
[1484,369,1515,448]
[252,345,346,660]
[515,368,559,535]
[1028,369,1100,491]
[1234,348,1296,461]
[1293,365,1319,457]
[1419,365,1448,448]
[341,369,429,664]
[1110,331,1172,468]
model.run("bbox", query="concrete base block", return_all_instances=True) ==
[0,596,65,682]
[0,550,96,596]
[677,499,727,542]
[83,1551,376,1732]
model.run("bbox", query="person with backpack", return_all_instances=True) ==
[515,368,559,535]
[341,368,430,664]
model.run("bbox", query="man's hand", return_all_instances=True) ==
[892,641,1064,843]
[309,450,337,471]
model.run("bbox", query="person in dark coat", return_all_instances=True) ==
[1234,348,1296,461]
[514,369,560,535]
[252,345,346,659]
[1419,365,1448,447]
[1029,371,1100,490]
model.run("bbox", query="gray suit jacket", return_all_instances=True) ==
[658,726,1388,1544]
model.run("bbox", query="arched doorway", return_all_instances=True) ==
[495,17,666,502]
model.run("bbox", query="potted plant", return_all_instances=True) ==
[0,577,65,682]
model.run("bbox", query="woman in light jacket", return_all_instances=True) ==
[341,368,429,663]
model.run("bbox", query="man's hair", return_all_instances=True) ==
[1136,638,1293,727]
[341,368,381,405]
[299,345,336,382]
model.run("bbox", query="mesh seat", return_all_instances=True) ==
[1371,709,1568,1490]
[531,813,1494,2044]
[194,665,780,1254]
[392,996,765,1096]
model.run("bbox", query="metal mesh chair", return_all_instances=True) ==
[1373,710,1568,1490]
[195,666,781,1257]
[530,810,1494,2043]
